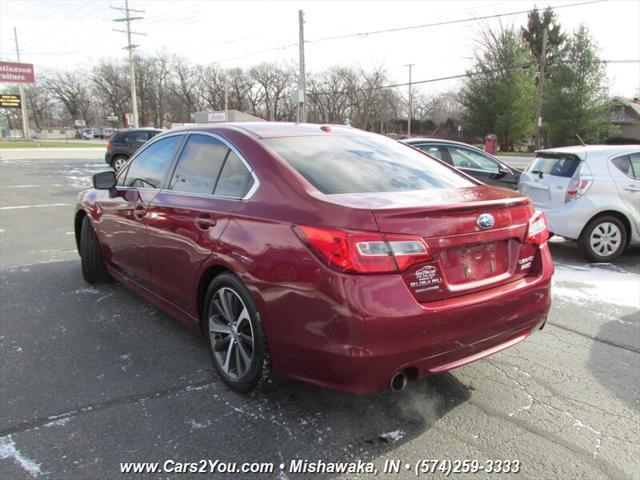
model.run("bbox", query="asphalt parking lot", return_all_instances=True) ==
[1,148,639,479]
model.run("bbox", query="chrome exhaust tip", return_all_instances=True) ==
[390,371,408,392]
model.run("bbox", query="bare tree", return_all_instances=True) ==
[44,70,91,124]
[250,63,293,120]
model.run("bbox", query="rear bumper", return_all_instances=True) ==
[267,243,554,395]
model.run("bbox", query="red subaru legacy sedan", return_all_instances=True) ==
[75,123,553,395]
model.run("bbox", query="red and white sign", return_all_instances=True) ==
[0,61,35,84]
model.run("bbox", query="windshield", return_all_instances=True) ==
[264,134,473,194]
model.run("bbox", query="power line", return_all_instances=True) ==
[310,0,605,44]
[209,0,606,64]
[307,59,640,96]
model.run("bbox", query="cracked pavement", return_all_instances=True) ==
[1,149,639,479]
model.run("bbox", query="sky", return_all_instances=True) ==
[1,0,639,98]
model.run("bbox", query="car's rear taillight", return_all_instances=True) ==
[294,225,432,274]
[565,177,593,202]
[565,163,593,203]
[107,140,113,151]
[526,210,549,245]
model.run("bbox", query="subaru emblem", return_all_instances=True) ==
[477,213,495,229]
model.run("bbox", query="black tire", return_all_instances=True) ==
[80,216,110,283]
[111,155,128,171]
[578,215,627,262]
[204,273,278,393]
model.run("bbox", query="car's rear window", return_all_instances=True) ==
[263,135,473,194]
[528,154,581,178]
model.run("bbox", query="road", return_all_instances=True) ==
[1,148,638,479]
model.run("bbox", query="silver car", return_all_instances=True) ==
[518,145,640,261]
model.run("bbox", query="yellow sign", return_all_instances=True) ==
[0,94,21,109]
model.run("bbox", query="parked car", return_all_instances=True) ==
[76,123,553,395]
[402,138,522,189]
[104,127,162,171]
[80,128,94,140]
[93,127,113,139]
[518,145,640,261]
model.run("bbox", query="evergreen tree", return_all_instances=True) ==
[543,25,615,146]
[460,27,536,150]
[521,6,566,78]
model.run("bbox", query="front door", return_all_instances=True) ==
[97,134,184,287]
[446,145,518,188]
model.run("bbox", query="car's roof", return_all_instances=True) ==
[403,137,469,147]
[536,144,639,160]
[170,122,361,139]
[116,127,163,133]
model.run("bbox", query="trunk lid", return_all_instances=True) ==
[325,186,537,302]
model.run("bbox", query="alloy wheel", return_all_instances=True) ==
[208,287,254,379]
[589,222,622,257]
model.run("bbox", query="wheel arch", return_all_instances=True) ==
[74,209,88,255]
[196,264,233,334]
[581,209,633,243]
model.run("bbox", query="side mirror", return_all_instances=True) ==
[93,171,116,190]
[495,167,510,178]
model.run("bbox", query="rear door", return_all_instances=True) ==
[96,134,183,287]
[518,152,582,208]
[412,143,452,164]
[144,133,257,313]
[609,151,640,235]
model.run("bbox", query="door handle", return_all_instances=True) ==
[196,214,217,230]
[133,205,146,220]
[623,185,640,192]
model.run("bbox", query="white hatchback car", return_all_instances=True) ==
[518,145,640,261]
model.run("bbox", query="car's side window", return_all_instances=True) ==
[125,131,149,146]
[214,150,254,198]
[122,136,182,189]
[116,163,130,186]
[628,152,640,180]
[415,144,446,161]
[169,134,229,194]
[611,155,635,179]
[448,146,499,173]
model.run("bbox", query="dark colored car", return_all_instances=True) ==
[104,128,162,171]
[403,138,522,189]
[76,123,553,395]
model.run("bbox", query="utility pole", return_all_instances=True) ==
[112,0,145,128]
[224,75,229,116]
[13,27,30,141]
[405,63,414,136]
[298,10,306,123]
[535,28,548,149]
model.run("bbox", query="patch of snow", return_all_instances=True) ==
[554,264,640,309]
[378,430,405,443]
[43,417,72,428]
[75,287,101,295]
[0,435,42,477]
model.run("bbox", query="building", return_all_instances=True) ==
[611,97,640,141]
[193,110,265,124]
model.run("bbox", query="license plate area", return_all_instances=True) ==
[440,241,510,285]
